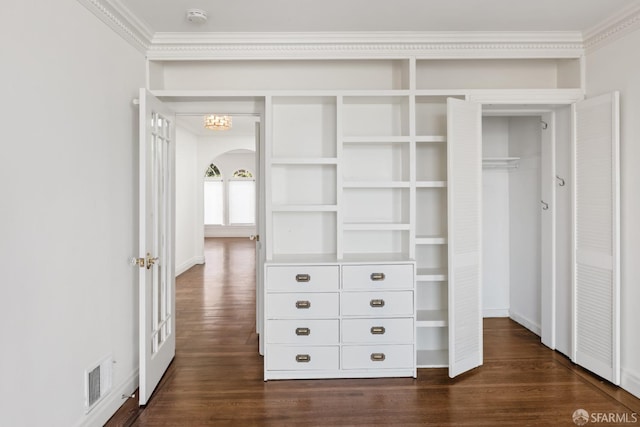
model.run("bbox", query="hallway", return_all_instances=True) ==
[109,238,640,426]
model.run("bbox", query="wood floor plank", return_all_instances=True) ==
[105,238,639,426]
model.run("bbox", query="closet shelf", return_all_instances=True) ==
[482,157,520,170]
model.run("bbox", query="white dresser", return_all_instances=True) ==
[264,262,415,380]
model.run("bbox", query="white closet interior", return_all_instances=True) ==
[481,115,543,334]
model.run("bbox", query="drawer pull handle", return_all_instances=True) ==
[295,300,311,309]
[370,326,386,335]
[370,272,386,281]
[371,353,386,362]
[295,274,311,282]
[295,327,311,336]
[370,299,385,308]
[296,354,311,363]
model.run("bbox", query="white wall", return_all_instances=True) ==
[587,30,640,399]
[508,117,542,334]
[482,117,511,316]
[0,1,145,426]
[175,126,201,275]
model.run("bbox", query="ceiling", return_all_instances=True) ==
[118,0,636,35]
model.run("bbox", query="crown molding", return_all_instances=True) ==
[147,31,585,60]
[81,0,640,60]
[584,3,640,53]
[76,0,152,52]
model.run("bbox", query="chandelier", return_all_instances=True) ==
[204,115,232,130]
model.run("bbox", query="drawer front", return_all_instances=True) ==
[267,319,339,344]
[266,265,339,292]
[342,264,414,290]
[267,345,339,371]
[342,318,413,344]
[341,291,413,317]
[342,345,414,370]
[267,293,339,318]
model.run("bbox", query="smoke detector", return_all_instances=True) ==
[186,9,208,24]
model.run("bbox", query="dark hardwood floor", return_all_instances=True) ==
[107,238,640,426]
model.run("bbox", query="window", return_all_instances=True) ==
[232,169,253,178]
[229,170,255,225]
[205,164,221,178]
[204,164,223,225]
[203,165,256,226]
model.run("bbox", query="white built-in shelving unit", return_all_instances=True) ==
[149,55,585,379]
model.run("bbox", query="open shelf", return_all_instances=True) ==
[342,96,410,137]
[342,229,410,258]
[343,223,411,231]
[416,309,448,327]
[270,158,338,165]
[271,211,336,259]
[416,268,448,281]
[271,164,336,206]
[415,236,448,245]
[271,204,338,212]
[416,349,448,368]
[272,96,337,158]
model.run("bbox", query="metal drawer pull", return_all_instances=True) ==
[296,354,311,363]
[295,300,311,309]
[295,327,311,336]
[371,353,386,362]
[370,272,386,281]
[370,326,386,335]
[295,274,311,282]
[370,299,385,308]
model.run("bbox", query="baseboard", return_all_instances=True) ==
[73,369,138,427]
[509,310,541,336]
[483,309,509,318]
[175,255,205,276]
[621,369,640,399]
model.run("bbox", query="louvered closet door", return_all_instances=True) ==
[447,98,483,378]
[573,92,620,385]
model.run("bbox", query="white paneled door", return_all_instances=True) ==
[138,89,176,405]
[573,92,620,385]
[447,98,483,378]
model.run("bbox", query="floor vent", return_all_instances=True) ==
[85,355,113,412]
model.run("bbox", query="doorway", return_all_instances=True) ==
[480,105,572,356]
[173,107,265,353]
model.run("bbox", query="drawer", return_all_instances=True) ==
[342,264,413,290]
[267,293,339,318]
[267,319,339,344]
[266,265,339,292]
[341,291,413,317]
[267,345,339,371]
[342,318,413,344]
[342,344,414,370]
